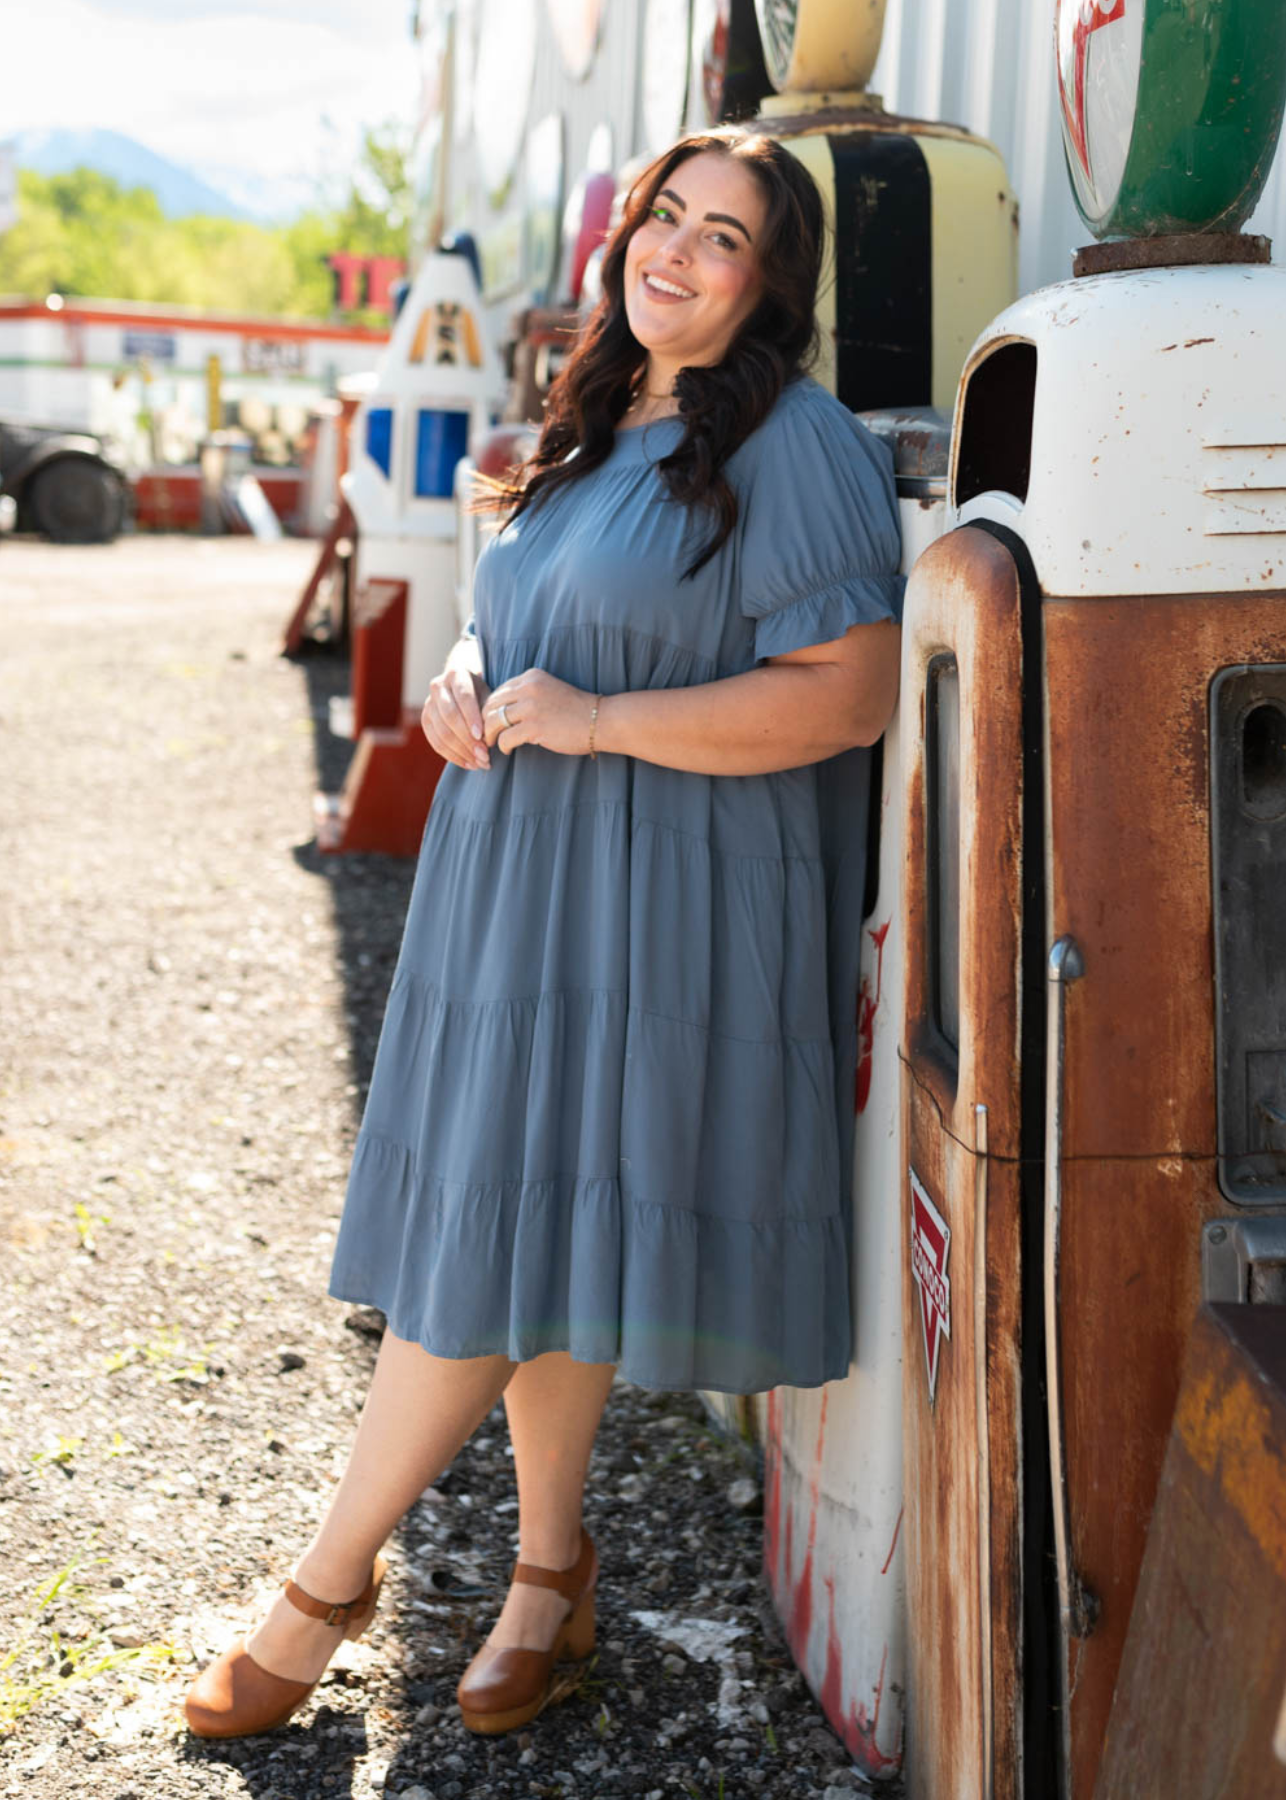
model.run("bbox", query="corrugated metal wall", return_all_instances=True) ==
[871,0,1286,298]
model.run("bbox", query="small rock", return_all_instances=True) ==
[344,1307,386,1340]
[276,1348,306,1372]
[726,1476,760,1512]
[661,1652,687,1675]
[107,1626,147,1648]
[414,1701,441,1727]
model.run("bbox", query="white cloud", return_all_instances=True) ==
[1,0,417,189]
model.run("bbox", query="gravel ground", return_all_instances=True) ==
[0,535,885,1800]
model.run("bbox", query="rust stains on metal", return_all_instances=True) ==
[1073,233,1272,277]
[1097,1305,1286,1800]
[1043,591,1286,1161]
[1045,590,1286,1798]
[901,527,1027,1800]
[747,107,984,146]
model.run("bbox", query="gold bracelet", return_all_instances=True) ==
[588,694,601,760]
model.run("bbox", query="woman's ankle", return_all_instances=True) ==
[516,1523,585,1571]
[292,1543,378,1605]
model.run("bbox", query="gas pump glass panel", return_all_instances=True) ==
[414,411,470,500]
[366,407,393,478]
[1056,0,1286,238]
[1211,665,1286,1204]
[927,655,961,1064]
[1055,0,1140,230]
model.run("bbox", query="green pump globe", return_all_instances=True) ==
[1055,0,1286,239]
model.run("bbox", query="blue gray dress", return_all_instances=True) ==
[328,374,905,1393]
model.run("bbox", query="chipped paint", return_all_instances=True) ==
[856,918,892,1114]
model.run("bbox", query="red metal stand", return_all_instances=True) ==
[314,711,444,856]
[314,576,446,856]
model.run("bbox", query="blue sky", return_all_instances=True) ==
[2,0,419,212]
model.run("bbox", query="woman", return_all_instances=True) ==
[185,124,904,1743]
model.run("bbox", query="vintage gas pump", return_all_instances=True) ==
[317,248,505,854]
[899,3,1286,1796]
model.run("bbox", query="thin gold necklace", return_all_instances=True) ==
[628,387,678,423]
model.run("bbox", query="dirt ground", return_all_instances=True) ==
[0,534,886,1800]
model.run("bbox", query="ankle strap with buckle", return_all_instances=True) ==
[283,1567,375,1629]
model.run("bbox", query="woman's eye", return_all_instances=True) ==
[710,231,737,251]
[651,205,673,223]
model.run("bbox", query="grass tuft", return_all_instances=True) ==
[0,1549,178,1736]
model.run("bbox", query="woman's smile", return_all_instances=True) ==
[641,270,697,302]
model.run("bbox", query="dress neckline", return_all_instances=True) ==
[612,414,684,459]
[616,414,683,433]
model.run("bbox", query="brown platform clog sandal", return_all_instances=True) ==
[456,1527,598,1735]
[184,1553,388,1739]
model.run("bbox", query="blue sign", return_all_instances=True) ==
[123,331,177,362]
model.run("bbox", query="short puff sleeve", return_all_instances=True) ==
[739,385,905,662]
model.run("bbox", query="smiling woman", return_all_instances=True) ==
[186,124,906,1750]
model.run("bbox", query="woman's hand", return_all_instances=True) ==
[421,658,493,771]
[482,669,598,758]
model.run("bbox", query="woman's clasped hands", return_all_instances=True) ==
[421,662,598,772]
[483,669,599,759]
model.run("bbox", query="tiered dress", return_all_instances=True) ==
[328,374,905,1393]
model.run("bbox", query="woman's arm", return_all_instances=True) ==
[481,618,901,777]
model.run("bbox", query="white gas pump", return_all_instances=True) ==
[318,248,507,854]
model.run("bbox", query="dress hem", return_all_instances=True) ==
[325,1285,851,1396]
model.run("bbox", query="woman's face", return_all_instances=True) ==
[622,150,768,371]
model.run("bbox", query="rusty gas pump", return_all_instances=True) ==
[898,3,1286,1796]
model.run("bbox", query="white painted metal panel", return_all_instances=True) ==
[872,0,1286,298]
[952,263,1286,596]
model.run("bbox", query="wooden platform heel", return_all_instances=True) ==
[456,1527,598,1735]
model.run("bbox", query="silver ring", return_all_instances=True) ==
[498,702,512,728]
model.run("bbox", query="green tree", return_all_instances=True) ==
[0,121,412,321]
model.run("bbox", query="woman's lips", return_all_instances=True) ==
[641,271,696,303]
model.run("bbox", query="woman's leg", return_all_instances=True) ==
[481,1351,617,1654]
[244,1329,515,1681]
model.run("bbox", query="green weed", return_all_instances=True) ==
[30,1436,81,1468]
[73,1202,111,1252]
[0,1551,177,1735]
[103,1326,209,1384]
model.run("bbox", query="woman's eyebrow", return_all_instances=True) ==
[657,187,752,243]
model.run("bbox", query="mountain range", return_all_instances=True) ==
[13,127,312,223]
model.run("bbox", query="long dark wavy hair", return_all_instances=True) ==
[477,126,825,578]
